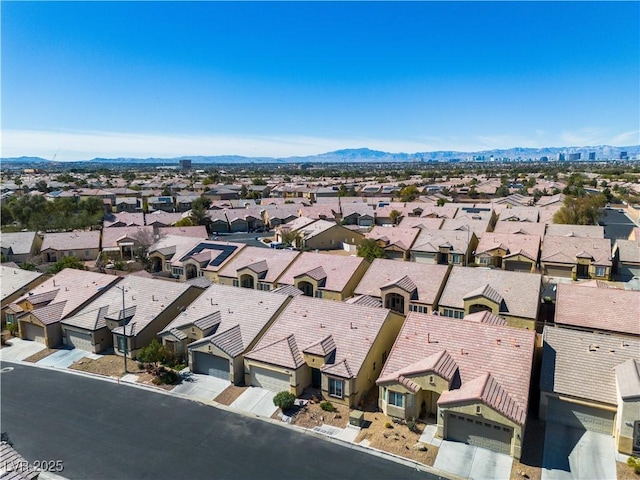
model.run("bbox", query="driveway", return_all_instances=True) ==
[0,338,45,361]
[36,348,95,368]
[172,372,230,401]
[542,423,616,480]
[230,387,277,417]
[434,440,513,480]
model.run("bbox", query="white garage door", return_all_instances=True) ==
[546,397,614,435]
[66,330,94,352]
[193,352,230,380]
[250,366,290,393]
[22,322,45,344]
[446,413,513,455]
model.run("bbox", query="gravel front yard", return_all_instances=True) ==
[23,348,57,363]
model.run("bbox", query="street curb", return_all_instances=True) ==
[1,359,460,480]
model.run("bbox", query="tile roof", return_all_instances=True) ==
[271,285,304,297]
[463,284,503,305]
[496,207,539,223]
[345,295,382,308]
[545,224,605,239]
[0,231,39,255]
[540,326,640,405]
[463,311,507,326]
[102,226,154,249]
[158,226,208,239]
[245,295,392,378]
[411,228,473,254]
[41,231,100,251]
[615,359,640,400]
[0,266,43,302]
[554,283,640,336]
[614,239,640,264]
[493,221,546,238]
[0,441,39,480]
[63,275,193,334]
[277,252,367,294]
[217,246,299,284]
[162,283,290,357]
[439,266,541,320]
[15,268,119,322]
[396,217,445,230]
[149,236,244,271]
[378,313,535,425]
[103,212,145,228]
[541,236,612,266]
[354,259,449,306]
[440,218,491,239]
[302,334,337,356]
[476,233,541,262]
[365,226,420,251]
[144,212,184,226]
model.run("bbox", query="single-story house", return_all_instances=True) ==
[341,203,375,227]
[540,236,612,280]
[216,246,299,291]
[437,266,542,330]
[495,206,539,223]
[352,258,450,315]
[539,326,640,455]
[159,284,291,382]
[40,231,101,263]
[147,196,175,213]
[101,226,155,260]
[262,205,300,229]
[286,219,364,251]
[275,251,370,301]
[410,228,478,266]
[0,231,42,264]
[544,224,605,239]
[365,226,421,260]
[10,269,120,347]
[474,232,541,272]
[0,266,46,325]
[144,212,184,227]
[612,239,640,281]
[244,295,404,407]
[377,312,536,459]
[492,221,546,239]
[440,217,492,239]
[103,212,145,228]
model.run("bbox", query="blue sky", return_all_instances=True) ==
[2,1,639,160]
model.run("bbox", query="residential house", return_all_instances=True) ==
[410,229,477,266]
[0,266,46,324]
[206,209,231,234]
[540,236,612,280]
[175,195,200,212]
[453,206,497,228]
[374,203,412,225]
[0,231,42,264]
[544,224,605,239]
[283,219,364,251]
[612,239,640,281]
[114,197,141,213]
[352,259,450,315]
[147,196,175,213]
[396,217,445,230]
[148,235,244,282]
[365,226,421,260]
[40,231,101,263]
[493,193,535,207]
[159,284,290,382]
[101,226,155,260]
[341,202,375,227]
[262,205,300,229]
[536,193,566,207]
[298,204,340,222]
[440,217,492,239]
[217,246,299,291]
[10,269,119,347]
[377,312,535,459]
[539,326,640,455]
[537,205,563,225]
[202,186,240,201]
[244,295,404,407]
[495,206,539,223]
[103,212,145,228]
[474,232,541,272]
[437,266,542,330]
[554,283,640,337]
[144,212,184,227]
[276,252,370,301]
[492,221,546,239]
[157,226,208,240]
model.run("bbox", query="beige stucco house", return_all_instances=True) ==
[41,231,100,263]
[0,266,46,325]
[244,296,404,407]
[410,228,478,266]
[0,231,42,264]
[377,312,536,459]
[216,246,299,291]
[541,236,612,280]
[474,232,541,272]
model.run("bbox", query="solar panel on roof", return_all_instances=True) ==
[179,242,238,267]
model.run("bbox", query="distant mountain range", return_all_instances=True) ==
[2,145,639,165]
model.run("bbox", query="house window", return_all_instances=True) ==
[451,254,462,264]
[314,290,323,299]
[410,304,427,313]
[443,308,464,319]
[85,250,91,257]
[480,257,489,265]
[382,387,387,401]
[328,378,344,398]
[6,313,14,325]
[232,279,239,287]
[165,262,171,271]
[595,266,606,277]
[388,391,404,408]
[172,267,184,276]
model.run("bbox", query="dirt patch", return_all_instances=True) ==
[355,411,438,466]
[511,459,542,480]
[70,355,142,378]
[215,385,248,405]
[23,348,57,363]
[215,385,248,406]
[289,399,350,429]
[617,460,640,480]
[135,372,176,391]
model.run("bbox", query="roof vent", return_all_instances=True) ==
[588,344,598,352]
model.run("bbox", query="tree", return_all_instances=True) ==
[137,340,169,367]
[240,185,249,199]
[553,194,606,225]
[400,185,419,202]
[273,391,296,411]
[389,209,402,225]
[279,229,299,247]
[48,256,86,274]
[436,198,448,207]
[190,197,212,227]
[251,178,267,186]
[495,185,510,197]
[174,217,195,227]
[357,238,386,262]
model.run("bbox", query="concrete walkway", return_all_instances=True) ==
[0,338,45,361]
[230,387,277,417]
[434,440,513,480]
[36,348,97,368]
[419,424,442,447]
[312,423,361,442]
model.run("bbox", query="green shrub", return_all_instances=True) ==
[385,422,393,429]
[407,418,420,433]
[627,456,640,474]
[273,391,296,411]
[7,323,19,336]
[320,401,336,412]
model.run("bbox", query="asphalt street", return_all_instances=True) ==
[0,363,441,480]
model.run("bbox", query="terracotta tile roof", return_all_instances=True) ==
[162,283,290,357]
[345,295,382,308]
[102,226,154,249]
[31,301,67,325]
[0,231,39,255]
[382,275,417,294]
[354,259,449,306]
[245,295,392,378]
[144,212,184,226]
[411,228,473,254]
[41,231,100,251]
[541,326,640,405]
[0,267,43,302]
[440,218,491,239]
[397,217,445,230]
[280,216,316,232]
[299,204,340,220]
[277,252,367,294]
[365,226,420,251]
[303,334,337,356]
[545,224,605,239]
[463,311,507,326]
[149,236,245,271]
[103,212,145,228]
[439,267,541,320]
[341,203,375,218]
[463,284,503,305]
[496,207,539,223]
[493,221,546,238]
[271,285,304,297]
[541,236,612,266]
[206,324,245,357]
[476,233,541,262]
[378,313,536,425]
[158,226,208,239]
[615,359,640,400]
[555,283,640,336]
[614,239,640,264]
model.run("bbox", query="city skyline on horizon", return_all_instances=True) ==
[2,1,639,161]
